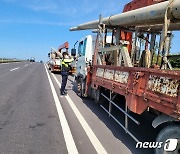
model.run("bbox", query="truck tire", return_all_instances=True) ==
[51,68,54,73]
[80,78,86,97]
[155,125,180,154]
[76,78,86,98]
[94,88,100,103]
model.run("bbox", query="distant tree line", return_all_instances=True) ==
[169,56,180,68]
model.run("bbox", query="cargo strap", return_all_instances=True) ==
[159,0,174,69]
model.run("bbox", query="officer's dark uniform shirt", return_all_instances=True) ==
[60,57,73,93]
[61,58,74,74]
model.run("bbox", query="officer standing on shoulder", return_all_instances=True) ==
[60,52,73,95]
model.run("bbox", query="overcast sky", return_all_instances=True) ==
[0,0,179,61]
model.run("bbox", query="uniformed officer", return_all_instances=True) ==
[60,52,73,95]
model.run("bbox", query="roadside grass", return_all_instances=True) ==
[0,59,24,63]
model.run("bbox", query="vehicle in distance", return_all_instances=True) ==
[30,57,35,62]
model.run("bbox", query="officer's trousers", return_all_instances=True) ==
[60,75,68,92]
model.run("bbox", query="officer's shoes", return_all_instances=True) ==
[61,91,67,95]
[64,90,67,94]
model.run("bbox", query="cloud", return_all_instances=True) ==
[27,3,58,12]
[2,0,122,17]
[0,19,74,26]
[2,0,125,26]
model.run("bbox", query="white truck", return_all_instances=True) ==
[74,35,113,96]
[75,35,95,78]
[48,47,62,72]
[48,42,76,74]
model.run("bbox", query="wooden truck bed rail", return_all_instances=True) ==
[91,65,180,120]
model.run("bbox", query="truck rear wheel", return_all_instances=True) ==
[155,125,180,154]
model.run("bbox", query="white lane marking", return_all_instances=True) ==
[44,64,78,154]
[10,67,19,72]
[51,72,108,154]
[25,64,28,67]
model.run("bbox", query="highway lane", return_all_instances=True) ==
[0,62,67,153]
[0,62,157,154]
[0,62,31,77]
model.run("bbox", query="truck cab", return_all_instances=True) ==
[76,35,112,78]
[76,35,96,78]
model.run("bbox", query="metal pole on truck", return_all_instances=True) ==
[70,0,180,31]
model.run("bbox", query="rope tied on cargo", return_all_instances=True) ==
[158,0,174,69]
[139,49,151,68]
[159,0,174,51]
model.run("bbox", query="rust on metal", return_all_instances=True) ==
[104,69,114,80]
[96,68,104,77]
[91,65,180,120]
[148,75,179,97]
[115,71,129,84]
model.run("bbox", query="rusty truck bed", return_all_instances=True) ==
[91,65,180,120]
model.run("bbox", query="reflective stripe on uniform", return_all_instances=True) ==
[63,58,74,63]
[62,61,69,67]
[62,58,74,68]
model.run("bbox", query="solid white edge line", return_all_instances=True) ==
[44,64,78,154]
[51,71,108,154]
[10,67,19,72]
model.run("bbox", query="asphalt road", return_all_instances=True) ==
[0,62,158,154]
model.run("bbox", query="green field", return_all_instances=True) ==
[0,58,23,63]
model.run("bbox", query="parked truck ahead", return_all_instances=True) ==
[48,42,76,74]
[48,47,62,72]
